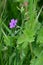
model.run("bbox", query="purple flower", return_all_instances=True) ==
[9,19,17,28]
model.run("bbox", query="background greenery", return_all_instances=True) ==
[0,0,43,65]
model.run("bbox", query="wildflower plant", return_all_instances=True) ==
[0,0,43,65]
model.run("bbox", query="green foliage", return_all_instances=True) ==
[0,0,43,65]
[17,0,40,47]
[30,51,43,65]
[37,26,43,46]
[3,36,15,46]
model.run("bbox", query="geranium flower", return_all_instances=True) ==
[9,19,17,28]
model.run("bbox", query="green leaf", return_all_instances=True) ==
[37,26,43,46]
[17,21,40,44]
[30,51,43,65]
[3,36,15,46]
[33,44,43,56]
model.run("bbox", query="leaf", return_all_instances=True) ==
[30,51,43,65]
[37,26,43,46]
[17,34,25,44]
[17,20,40,52]
[3,36,15,46]
[33,44,43,56]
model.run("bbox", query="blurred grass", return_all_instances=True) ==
[0,0,43,65]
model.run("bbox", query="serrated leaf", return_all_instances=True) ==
[17,21,40,46]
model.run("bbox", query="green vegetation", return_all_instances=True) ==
[0,0,43,65]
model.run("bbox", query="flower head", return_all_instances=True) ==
[9,19,17,28]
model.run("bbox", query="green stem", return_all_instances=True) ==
[36,6,43,21]
[29,43,33,58]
